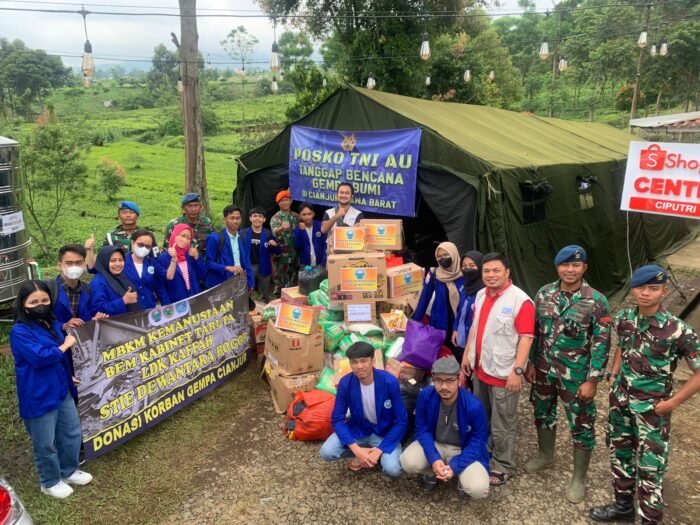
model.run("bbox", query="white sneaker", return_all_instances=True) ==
[62,470,93,486]
[41,480,74,499]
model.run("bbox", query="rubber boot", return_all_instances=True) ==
[524,428,556,473]
[589,493,636,522]
[566,448,591,503]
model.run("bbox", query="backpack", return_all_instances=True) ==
[284,389,335,441]
[46,278,90,306]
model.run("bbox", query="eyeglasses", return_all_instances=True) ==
[433,377,459,385]
[135,242,153,249]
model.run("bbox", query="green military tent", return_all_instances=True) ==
[234,85,694,296]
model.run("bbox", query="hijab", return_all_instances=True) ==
[95,245,139,312]
[462,250,485,296]
[434,242,462,315]
[169,223,193,263]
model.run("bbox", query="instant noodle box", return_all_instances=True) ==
[264,321,324,375]
[264,361,321,414]
[332,226,366,252]
[281,286,309,305]
[360,219,404,250]
[387,263,424,298]
[275,303,320,335]
[326,252,388,303]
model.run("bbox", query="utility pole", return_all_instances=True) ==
[630,3,652,121]
[172,0,210,218]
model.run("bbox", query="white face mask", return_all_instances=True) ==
[133,246,151,259]
[63,266,84,280]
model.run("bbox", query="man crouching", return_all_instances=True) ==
[401,356,490,497]
[319,342,407,477]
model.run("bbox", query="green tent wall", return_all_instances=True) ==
[235,85,693,296]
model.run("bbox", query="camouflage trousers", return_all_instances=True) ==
[273,258,297,292]
[608,389,670,523]
[530,367,596,450]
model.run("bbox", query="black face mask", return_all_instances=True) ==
[26,304,52,321]
[438,257,453,269]
[462,268,481,282]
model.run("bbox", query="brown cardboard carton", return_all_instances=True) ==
[275,302,321,335]
[343,302,377,324]
[385,358,426,382]
[281,286,309,305]
[360,219,404,250]
[380,310,408,334]
[326,252,388,303]
[264,361,321,414]
[249,314,268,344]
[330,226,366,253]
[380,292,421,317]
[387,263,424,298]
[264,321,324,375]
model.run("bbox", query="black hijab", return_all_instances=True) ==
[95,245,140,312]
[462,250,485,296]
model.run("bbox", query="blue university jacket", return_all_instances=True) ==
[204,229,254,289]
[157,252,206,302]
[412,270,466,334]
[415,386,490,474]
[454,292,479,348]
[10,320,74,419]
[87,273,131,317]
[293,221,327,267]
[124,254,170,308]
[331,369,407,454]
[240,227,280,278]
[51,276,92,325]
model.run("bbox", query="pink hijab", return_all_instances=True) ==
[169,223,193,262]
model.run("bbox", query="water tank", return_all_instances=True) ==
[0,137,31,303]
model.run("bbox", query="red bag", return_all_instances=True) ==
[285,389,335,441]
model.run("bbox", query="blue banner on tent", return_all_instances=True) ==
[289,125,421,217]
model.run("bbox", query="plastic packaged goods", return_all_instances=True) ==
[298,265,328,295]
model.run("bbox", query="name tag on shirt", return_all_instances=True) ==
[501,306,513,315]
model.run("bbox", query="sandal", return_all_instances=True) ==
[489,471,513,486]
[347,458,365,472]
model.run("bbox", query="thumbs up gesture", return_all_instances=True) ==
[123,286,138,304]
[84,233,96,250]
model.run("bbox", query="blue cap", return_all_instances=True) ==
[181,192,200,205]
[630,265,667,287]
[119,200,140,216]
[554,245,587,266]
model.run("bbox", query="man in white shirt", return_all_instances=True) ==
[321,182,364,234]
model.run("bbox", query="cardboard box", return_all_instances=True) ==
[326,252,388,303]
[343,302,377,324]
[275,302,320,335]
[332,226,366,252]
[385,358,426,383]
[387,263,424,298]
[380,292,421,317]
[360,219,404,250]
[281,286,309,305]
[264,362,321,414]
[264,321,324,375]
[250,314,268,344]
[380,310,408,334]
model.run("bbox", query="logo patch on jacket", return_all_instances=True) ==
[148,266,155,274]
[384,399,392,409]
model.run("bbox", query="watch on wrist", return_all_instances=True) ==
[514,367,524,376]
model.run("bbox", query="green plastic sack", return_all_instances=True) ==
[320,308,344,322]
[319,279,329,294]
[261,306,277,321]
[337,335,355,354]
[308,289,330,308]
[345,323,383,337]
[315,367,336,396]
[322,321,346,353]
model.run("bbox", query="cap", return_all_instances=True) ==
[119,200,140,216]
[276,189,291,203]
[181,193,200,205]
[346,342,374,360]
[630,265,667,287]
[554,245,587,266]
[431,356,460,376]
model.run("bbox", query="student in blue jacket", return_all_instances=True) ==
[124,229,170,308]
[451,251,484,363]
[51,244,93,330]
[412,242,466,348]
[10,280,93,499]
[88,245,140,317]
[241,207,280,303]
[293,203,327,267]
[159,223,207,302]
[400,356,490,497]
[320,342,408,477]
[204,205,254,291]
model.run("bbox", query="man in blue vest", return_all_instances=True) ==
[320,342,407,477]
[401,356,490,497]
[241,207,279,303]
[204,205,254,291]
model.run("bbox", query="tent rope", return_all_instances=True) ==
[483,171,501,201]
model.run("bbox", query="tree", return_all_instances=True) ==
[19,110,88,256]
[277,31,313,70]
[285,61,339,121]
[220,25,259,133]
[146,43,180,99]
[95,158,126,202]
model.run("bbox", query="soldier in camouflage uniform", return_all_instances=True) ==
[163,193,213,259]
[590,265,700,525]
[524,245,612,503]
[104,201,141,251]
[269,190,298,294]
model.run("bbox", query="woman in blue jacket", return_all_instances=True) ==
[124,229,170,308]
[451,251,484,363]
[158,223,206,302]
[10,280,93,499]
[412,242,465,349]
[293,203,327,267]
[88,245,140,317]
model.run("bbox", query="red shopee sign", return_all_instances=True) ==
[621,141,700,219]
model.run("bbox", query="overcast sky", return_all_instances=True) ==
[0,0,554,70]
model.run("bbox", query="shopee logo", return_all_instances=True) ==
[640,144,700,173]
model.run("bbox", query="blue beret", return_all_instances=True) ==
[630,265,667,287]
[119,200,140,216]
[554,245,587,266]
[181,193,200,205]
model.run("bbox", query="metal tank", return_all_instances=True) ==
[0,136,32,304]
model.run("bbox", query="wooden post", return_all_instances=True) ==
[172,0,210,218]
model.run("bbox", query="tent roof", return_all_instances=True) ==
[630,110,700,130]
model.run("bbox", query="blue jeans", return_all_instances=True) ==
[23,394,82,488]
[320,432,403,478]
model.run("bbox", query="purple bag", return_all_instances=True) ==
[398,320,446,370]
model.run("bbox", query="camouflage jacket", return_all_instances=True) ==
[270,211,299,261]
[104,226,134,251]
[531,279,612,381]
[162,215,213,254]
[614,305,700,412]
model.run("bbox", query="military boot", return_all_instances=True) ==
[524,428,556,473]
[589,493,636,522]
[566,448,591,503]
